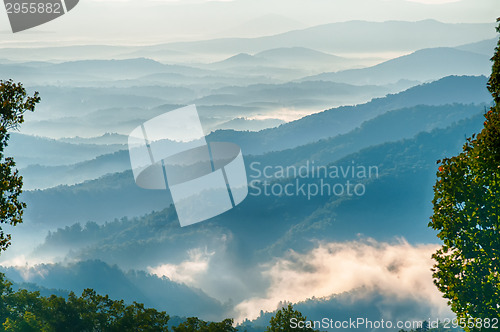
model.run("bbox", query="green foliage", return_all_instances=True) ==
[0,272,241,331]
[488,20,500,106]
[0,272,170,331]
[172,317,237,332]
[0,80,40,251]
[3,311,51,332]
[429,19,500,328]
[266,304,318,332]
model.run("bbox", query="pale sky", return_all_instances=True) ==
[0,0,497,46]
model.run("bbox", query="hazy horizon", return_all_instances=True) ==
[0,0,497,47]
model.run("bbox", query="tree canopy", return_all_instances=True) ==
[0,273,171,331]
[0,80,40,251]
[429,18,500,327]
[265,303,319,332]
[171,317,237,332]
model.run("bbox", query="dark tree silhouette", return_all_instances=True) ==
[0,80,40,251]
[429,19,500,329]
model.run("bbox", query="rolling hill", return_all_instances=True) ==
[28,111,485,273]
[0,20,494,63]
[0,260,226,321]
[20,102,485,190]
[207,75,491,154]
[300,47,491,85]
[6,133,125,168]
[151,20,496,56]
[205,47,362,76]
[17,76,490,192]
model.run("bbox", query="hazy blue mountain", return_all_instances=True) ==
[214,117,285,131]
[0,260,226,321]
[32,212,229,271]
[20,150,131,190]
[21,111,486,326]
[10,49,490,138]
[6,133,125,168]
[198,64,313,82]
[0,63,93,86]
[150,20,496,56]
[21,171,172,227]
[50,58,167,78]
[192,80,389,109]
[24,102,269,139]
[133,71,282,89]
[0,58,217,87]
[248,103,486,172]
[23,104,184,139]
[17,77,490,203]
[25,85,170,121]
[10,282,69,299]
[51,58,217,79]
[59,133,128,145]
[16,113,482,332]
[300,47,491,85]
[21,80,392,138]
[209,53,268,69]
[0,21,495,63]
[207,76,491,154]
[25,102,482,190]
[258,113,485,258]
[203,47,362,78]
[116,48,194,64]
[69,103,184,128]
[0,16,495,328]
[255,47,348,63]
[455,38,497,56]
[29,108,486,268]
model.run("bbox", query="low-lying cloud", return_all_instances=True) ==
[234,239,451,322]
[148,248,214,285]
[146,238,452,323]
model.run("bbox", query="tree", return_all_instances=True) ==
[266,304,318,332]
[172,317,237,332]
[3,311,51,332]
[0,80,40,251]
[428,18,500,328]
[0,274,171,331]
